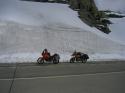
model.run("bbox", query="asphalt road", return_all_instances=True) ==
[0,62,125,93]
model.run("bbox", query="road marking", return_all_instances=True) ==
[0,78,12,81]
[0,71,125,81]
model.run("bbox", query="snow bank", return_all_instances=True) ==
[0,53,39,63]
[89,53,125,61]
[0,0,125,62]
[0,20,125,63]
[0,52,125,63]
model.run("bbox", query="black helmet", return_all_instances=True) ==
[44,49,47,51]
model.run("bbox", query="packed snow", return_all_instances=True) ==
[0,0,125,63]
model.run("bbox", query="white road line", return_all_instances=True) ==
[0,71,125,81]
[0,78,12,81]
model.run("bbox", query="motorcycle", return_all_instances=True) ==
[37,53,60,64]
[70,52,89,63]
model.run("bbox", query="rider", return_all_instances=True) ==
[42,49,50,60]
[72,50,83,58]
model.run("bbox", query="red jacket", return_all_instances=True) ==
[42,51,50,60]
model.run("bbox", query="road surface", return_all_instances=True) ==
[0,62,125,93]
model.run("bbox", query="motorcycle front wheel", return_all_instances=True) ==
[37,57,44,64]
[70,57,75,63]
